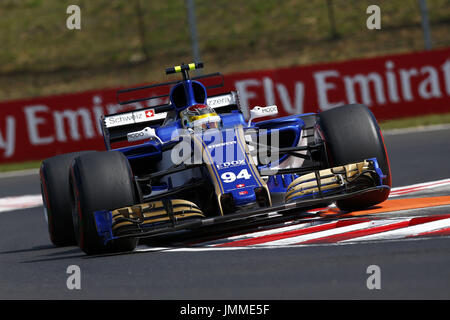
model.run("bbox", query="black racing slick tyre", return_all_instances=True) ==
[40,151,94,246]
[69,151,138,255]
[318,104,392,211]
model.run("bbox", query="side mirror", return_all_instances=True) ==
[248,105,278,126]
[127,127,162,144]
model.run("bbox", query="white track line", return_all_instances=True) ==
[201,221,315,246]
[135,246,252,253]
[341,217,450,243]
[0,168,39,179]
[389,178,450,196]
[381,123,450,135]
[250,220,381,246]
[135,216,450,252]
[0,195,43,213]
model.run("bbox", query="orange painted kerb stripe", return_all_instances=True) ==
[318,196,450,217]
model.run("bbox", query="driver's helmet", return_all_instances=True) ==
[180,104,222,131]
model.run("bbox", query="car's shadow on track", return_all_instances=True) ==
[14,244,176,263]
[0,245,87,263]
[0,244,55,254]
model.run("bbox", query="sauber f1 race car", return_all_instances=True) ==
[40,62,391,255]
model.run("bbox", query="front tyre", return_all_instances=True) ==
[70,151,138,255]
[318,104,391,211]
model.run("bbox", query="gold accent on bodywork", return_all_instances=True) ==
[110,199,204,231]
[285,161,371,202]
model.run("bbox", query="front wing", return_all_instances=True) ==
[94,158,389,245]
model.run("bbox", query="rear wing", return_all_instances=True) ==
[101,91,241,148]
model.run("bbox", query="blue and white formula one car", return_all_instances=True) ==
[40,63,391,255]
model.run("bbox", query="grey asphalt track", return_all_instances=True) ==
[0,128,449,300]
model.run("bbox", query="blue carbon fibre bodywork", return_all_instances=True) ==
[115,113,307,202]
[170,80,207,110]
[91,65,391,246]
[94,210,117,244]
[192,127,264,206]
[94,71,313,240]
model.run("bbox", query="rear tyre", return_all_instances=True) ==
[318,104,391,211]
[70,151,138,255]
[40,151,93,246]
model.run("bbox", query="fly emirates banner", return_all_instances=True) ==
[0,47,449,163]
